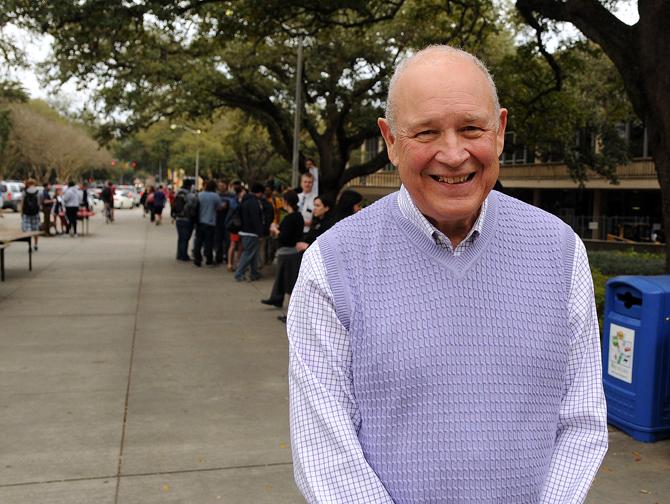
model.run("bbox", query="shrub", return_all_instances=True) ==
[587,249,664,276]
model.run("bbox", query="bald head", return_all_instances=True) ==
[385,46,501,133]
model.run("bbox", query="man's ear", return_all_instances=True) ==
[496,108,508,157]
[378,118,398,166]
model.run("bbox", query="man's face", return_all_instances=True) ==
[305,159,315,170]
[300,176,313,194]
[378,54,507,233]
[218,182,227,193]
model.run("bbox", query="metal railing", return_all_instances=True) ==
[499,159,656,180]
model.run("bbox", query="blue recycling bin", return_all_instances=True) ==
[602,275,670,442]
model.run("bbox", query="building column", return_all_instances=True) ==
[591,189,603,240]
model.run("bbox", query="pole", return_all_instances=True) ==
[158,160,162,183]
[195,146,200,192]
[291,36,304,189]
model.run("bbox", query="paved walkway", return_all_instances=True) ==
[0,209,301,503]
[1,209,668,503]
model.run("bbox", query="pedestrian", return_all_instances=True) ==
[146,186,156,222]
[192,179,221,267]
[167,186,176,222]
[260,190,304,308]
[173,179,198,261]
[295,193,336,252]
[20,179,41,250]
[40,182,55,236]
[304,158,319,195]
[234,182,264,281]
[226,183,244,272]
[153,184,166,225]
[258,184,275,268]
[52,186,67,234]
[214,180,230,265]
[297,172,316,233]
[62,180,81,237]
[139,188,148,218]
[101,181,115,222]
[288,45,608,503]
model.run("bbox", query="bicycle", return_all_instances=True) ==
[103,202,114,224]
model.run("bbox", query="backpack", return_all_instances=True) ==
[23,191,40,216]
[172,190,187,217]
[183,195,200,221]
[226,205,242,233]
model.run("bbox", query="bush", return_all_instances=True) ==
[587,249,664,276]
[590,267,610,332]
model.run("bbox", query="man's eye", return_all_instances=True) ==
[462,126,483,133]
[415,130,437,137]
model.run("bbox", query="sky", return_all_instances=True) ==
[3,2,641,114]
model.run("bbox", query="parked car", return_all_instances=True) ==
[113,190,134,209]
[0,181,25,212]
[117,185,141,207]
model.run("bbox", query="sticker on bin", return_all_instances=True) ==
[608,323,635,383]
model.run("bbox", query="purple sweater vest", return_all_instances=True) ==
[318,191,576,503]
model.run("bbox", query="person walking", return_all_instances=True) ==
[153,184,167,225]
[192,179,220,267]
[288,45,607,503]
[62,181,81,237]
[21,179,42,250]
[100,181,115,222]
[145,186,156,222]
[234,183,264,282]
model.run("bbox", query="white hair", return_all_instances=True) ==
[385,45,501,133]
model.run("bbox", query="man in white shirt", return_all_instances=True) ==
[297,172,316,233]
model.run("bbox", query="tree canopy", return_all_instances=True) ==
[514,0,670,269]
[8,0,500,195]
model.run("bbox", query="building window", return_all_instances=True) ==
[501,132,533,164]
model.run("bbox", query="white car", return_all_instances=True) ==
[113,190,134,209]
[118,185,141,207]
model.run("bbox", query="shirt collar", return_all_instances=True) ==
[397,185,488,250]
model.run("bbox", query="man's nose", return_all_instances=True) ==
[434,132,469,167]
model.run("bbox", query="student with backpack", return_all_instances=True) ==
[21,179,42,251]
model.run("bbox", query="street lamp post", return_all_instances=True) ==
[291,36,304,189]
[171,124,202,190]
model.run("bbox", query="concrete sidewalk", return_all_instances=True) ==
[1,209,301,503]
[1,209,668,503]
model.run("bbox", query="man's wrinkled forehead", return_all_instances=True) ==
[386,48,500,131]
[394,52,489,105]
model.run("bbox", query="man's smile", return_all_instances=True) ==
[429,173,476,185]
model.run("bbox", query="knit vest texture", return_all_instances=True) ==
[317,190,576,503]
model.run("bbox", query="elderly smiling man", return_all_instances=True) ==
[287,45,607,503]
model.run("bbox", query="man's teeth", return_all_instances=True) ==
[433,174,470,184]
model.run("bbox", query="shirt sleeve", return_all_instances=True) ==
[287,242,394,503]
[540,234,609,503]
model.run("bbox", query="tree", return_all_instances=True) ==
[9,0,499,196]
[3,100,113,182]
[515,0,670,269]
[494,40,633,181]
